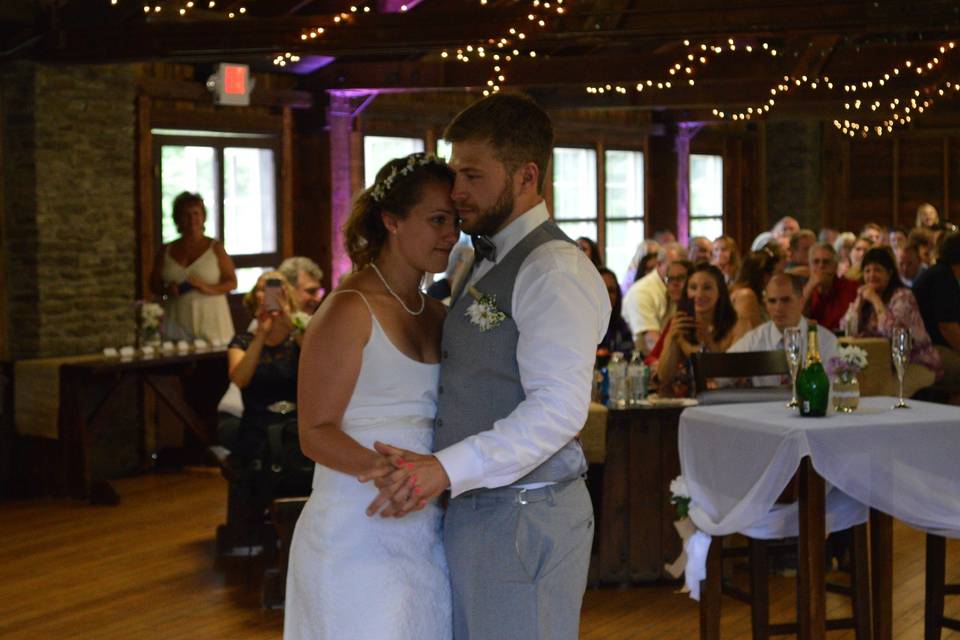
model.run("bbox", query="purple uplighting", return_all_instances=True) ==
[376,0,426,12]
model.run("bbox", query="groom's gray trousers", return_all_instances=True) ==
[443,477,593,640]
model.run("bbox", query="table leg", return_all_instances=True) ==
[798,457,826,640]
[870,509,893,640]
[700,535,722,640]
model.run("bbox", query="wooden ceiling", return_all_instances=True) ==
[6,1,960,117]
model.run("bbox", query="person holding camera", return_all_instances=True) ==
[227,271,303,463]
[654,263,743,397]
[149,191,236,343]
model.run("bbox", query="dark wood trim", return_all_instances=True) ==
[281,107,294,259]
[150,107,283,135]
[138,77,312,110]
[0,87,6,361]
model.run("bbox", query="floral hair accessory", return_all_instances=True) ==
[370,154,446,203]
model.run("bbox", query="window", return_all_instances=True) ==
[155,131,280,292]
[363,135,425,187]
[690,154,724,239]
[436,139,452,160]
[552,147,598,246]
[604,150,645,283]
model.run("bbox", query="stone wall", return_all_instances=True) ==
[3,62,137,360]
[765,120,823,231]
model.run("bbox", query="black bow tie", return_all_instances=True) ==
[472,235,497,263]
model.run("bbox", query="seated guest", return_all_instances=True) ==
[785,229,816,279]
[220,257,326,420]
[711,235,740,283]
[279,256,326,315]
[861,223,885,246]
[227,271,303,462]
[643,259,694,367]
[912,232,960,401]
[842,247,942,381]
[623,241,688,354]
[802,242,859,333]
[729,248,779,336]
[834,231,856,277]
[689,235,713,263]
[655,264,742,397]
[844,234,874,282]
[577,236,603,267]
[908,227,934,266]
[916,202,940,230]
[897,242,926,287]
[622,239,661,290]
[597,267,634,356]
[772,216,800,251]
[654,229,677,245]
[819,227,839,246]
[889,228,908,253]
[729,273,838,387]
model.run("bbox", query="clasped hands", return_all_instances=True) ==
[357,442,450,518]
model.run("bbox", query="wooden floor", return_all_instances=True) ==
[1,468,958,640]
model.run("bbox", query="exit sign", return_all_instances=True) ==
[211,63,255,106]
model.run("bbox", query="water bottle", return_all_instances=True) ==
[627,351,647,405]
[607,351,628,409]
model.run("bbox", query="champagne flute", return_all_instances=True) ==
[891,327,910,409]
[783,327,803,408]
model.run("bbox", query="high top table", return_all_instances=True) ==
[679,397,960,640]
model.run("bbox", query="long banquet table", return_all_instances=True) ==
[679,396,960,640]
[14,349,228,501]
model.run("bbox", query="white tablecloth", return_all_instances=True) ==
[678,396,960,598]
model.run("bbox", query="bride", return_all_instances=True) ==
[284,153,459,639]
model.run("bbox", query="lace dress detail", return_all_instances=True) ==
[284,290,451,640]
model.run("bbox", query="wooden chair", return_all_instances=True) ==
[925,533,960,639]
[690,350,789,399]
[262,496,309,609]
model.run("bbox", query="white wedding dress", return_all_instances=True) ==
[284,291,451,640]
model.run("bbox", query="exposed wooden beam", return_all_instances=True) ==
[35,1,960,63]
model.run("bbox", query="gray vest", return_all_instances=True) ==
[435,220,588,488]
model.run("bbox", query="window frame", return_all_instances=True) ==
[152,132,283,275]
[551,144,601,251]
[688,152,725,239]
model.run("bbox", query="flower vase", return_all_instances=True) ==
[832,374,860,413]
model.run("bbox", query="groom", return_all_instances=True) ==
[368,93,610,639]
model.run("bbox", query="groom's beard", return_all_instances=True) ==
[468,177,514,237]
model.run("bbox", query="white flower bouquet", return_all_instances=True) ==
[826,345,868,383]
[670,475,691,520]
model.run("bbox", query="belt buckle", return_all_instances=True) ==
[516,488,528,505]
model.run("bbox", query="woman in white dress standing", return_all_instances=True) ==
[149,192,236,343]
[284,154,458,639]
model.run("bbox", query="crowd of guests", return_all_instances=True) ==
[579,203,960,404]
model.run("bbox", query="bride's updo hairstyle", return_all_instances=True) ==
[344,153,454,269]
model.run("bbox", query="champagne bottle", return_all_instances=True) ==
[795,321,829,417]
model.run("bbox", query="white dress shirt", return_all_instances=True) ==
[434,201,611,497]
[622,268,670,340]
[727,316,838,388]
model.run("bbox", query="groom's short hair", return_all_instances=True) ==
[443,92,553,193]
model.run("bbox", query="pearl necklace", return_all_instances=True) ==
[370,262,425,316]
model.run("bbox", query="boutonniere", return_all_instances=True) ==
[290,311,311,333]
[465,285,508,332]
